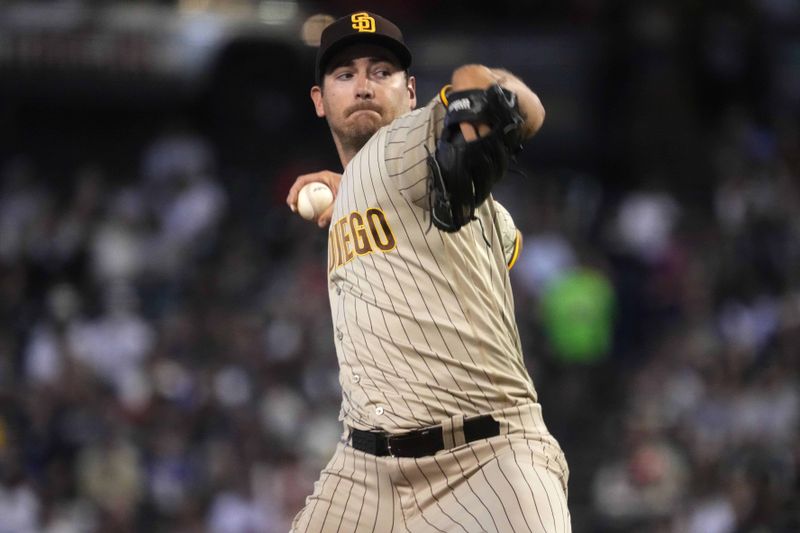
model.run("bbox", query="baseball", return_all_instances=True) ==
[297,182,334,221]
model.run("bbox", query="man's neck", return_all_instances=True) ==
[333,135,363,169]
[336,146,356,169]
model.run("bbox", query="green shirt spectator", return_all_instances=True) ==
[541,267,615,363]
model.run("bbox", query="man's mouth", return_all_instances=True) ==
[348,105,382,117]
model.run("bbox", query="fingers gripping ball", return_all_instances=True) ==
[297,183,334,221]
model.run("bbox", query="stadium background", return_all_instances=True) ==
[0,1,798,531]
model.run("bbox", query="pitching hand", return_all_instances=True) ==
[286,170,342,228]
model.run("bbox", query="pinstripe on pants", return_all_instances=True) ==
[290,405,571,532]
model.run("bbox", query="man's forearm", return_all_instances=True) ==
[450,64,545,140]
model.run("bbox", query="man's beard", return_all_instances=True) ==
[335,122,378,154]
[332,103,387,154]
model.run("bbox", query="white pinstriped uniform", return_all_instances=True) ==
[291,94,571,532]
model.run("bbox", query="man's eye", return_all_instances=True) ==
[374,69,390,78]
[336,72,354,80]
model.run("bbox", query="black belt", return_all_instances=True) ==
[350,415,500,458]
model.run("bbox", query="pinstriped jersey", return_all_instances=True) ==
[327,94,538,433]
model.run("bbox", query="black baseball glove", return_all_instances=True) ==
[426,83,525,232]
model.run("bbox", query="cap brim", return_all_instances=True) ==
[317,33,412,83]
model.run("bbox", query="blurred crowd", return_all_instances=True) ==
[1,112,797,533]
[506,106,800,532]
[0,127,344,532]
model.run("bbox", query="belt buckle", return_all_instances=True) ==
[386,436,396,457]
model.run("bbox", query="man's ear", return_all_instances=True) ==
[310,86,325,118]
[407,76,417,110]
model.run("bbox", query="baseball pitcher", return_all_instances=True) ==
[286,11,570,532]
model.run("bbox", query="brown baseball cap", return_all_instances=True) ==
[315,11,412,83]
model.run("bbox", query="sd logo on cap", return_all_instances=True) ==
[351,12,376,33]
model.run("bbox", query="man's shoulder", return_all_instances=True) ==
[381,95,447,188]
[390,105,429,129]
[387,96,444,132]
[382,97,446,156]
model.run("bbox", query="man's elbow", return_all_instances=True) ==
[525,94,545,139]
[451,64,496,91]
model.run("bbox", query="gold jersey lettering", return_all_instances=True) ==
[329,207,396,273]
[327,230,337,273]
[366,208,396,251]
[349,212,372,255]
[335,219,347,268]
[339,217,355,264]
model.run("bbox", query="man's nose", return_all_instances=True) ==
[355,74,374,99]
